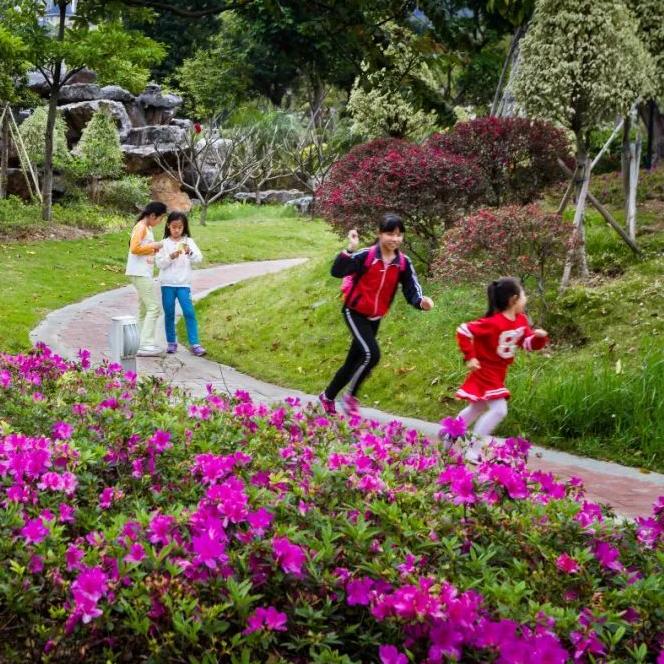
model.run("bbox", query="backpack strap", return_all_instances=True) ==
[343,245,377,304]
[363,244,378,268]
[397,251,407,271]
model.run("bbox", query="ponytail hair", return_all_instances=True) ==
[136,201,167,222]
[486,277,522,316]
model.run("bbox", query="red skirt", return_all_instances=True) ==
[456,364,510,402]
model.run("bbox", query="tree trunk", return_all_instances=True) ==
[41,1,67,222]
[560,148,591,291]
[641,100,663,170]
[496,27,525,118]
[621,115,631,222]
[199,202,208,226]
[557,167,578,215]
[0,108,8,199]
[490,26,525,117]
[627,137,641,242]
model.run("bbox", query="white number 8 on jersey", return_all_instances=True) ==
[496,328,525,359]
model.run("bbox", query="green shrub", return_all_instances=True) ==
[0,197,125,233]
[18,106,70,170]
[75,109,124,182]
[0,348,662,663]
[97,175,151,213]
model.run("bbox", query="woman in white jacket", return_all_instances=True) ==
[155,211,206,356]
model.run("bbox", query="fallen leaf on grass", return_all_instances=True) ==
[395,366,416,375]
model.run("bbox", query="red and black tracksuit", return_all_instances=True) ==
[324,244,425,399]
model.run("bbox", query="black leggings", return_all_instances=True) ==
[325,307,381,399]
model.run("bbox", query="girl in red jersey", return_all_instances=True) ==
[319,213,434,418]
[455,276,548,462]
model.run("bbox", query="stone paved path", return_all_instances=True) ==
[31,260,664,519]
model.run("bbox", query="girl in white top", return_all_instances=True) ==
[155,211,206,356]
[125,201,166,356]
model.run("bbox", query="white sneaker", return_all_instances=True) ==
[136,346,164,357]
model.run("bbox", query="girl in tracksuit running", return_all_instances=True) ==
[319,213,434,418]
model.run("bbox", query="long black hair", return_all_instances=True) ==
[486,277,523,316]
[136,201,167,222]
[164,211,191,239]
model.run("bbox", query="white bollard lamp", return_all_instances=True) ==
[109,315,140,373]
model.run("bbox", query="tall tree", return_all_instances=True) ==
[512,0,651,288]
[123,0,221,79]
[0,25,30,198]
[2,0,164,220]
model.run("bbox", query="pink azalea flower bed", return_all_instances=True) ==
[0,345,662,663]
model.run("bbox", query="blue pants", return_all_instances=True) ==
[161,286,199,345]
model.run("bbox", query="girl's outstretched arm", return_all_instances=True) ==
[520,319,549,351]
[331,247,370,278]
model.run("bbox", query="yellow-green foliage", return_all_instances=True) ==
[513,0,653,142]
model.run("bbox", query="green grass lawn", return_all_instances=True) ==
[1,202,337,353]
[197,208,664,472]
[3,198,662,471]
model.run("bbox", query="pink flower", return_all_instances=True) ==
[247,508,274,536]
[98,487,114,509]
[148,513,175,545]
[379,645,408,664]
[346,577,374,606]
[593,541,623,572]
[0,369,11,388]
[556,553,580,574]
[51,421,73,440]
[149,429,172,453]
[65,544,85,571]
[20,517,49,544]
[244,606,287,634]
[71,566,108,623]
[439,416,466,439]
[59,503,75,523]
[192,531,227,570]
[124,543,146,564]
[272,536,307,577]
[28,554,44,574]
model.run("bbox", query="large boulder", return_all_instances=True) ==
[124,125,186,147]
[4,168,35,200]
[136,83,183,125]
[121,126,186,175]
[67,68,97,85]
[233,189,305,204]
[26,70,50,98]
[4,168,67,201]
[99,85,135,103]
[150,172,192,212]
[26,68,97,98]
[57,84,102,104]
[60,99,132,143]
[285,195,314,215]
[170,118,193,130]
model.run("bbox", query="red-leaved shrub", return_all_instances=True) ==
[317,138,487,266]
[432,204,571,302]
[426,117,570,207]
